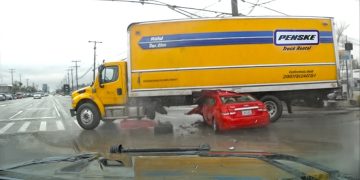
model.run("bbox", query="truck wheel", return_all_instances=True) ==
[77,103,100,130]
[260,95,283,123]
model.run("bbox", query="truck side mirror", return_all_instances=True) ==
[98,65,105,88]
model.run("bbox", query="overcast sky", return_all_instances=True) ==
[0,0,359,91]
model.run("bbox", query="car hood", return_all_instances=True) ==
[0,151,353,180]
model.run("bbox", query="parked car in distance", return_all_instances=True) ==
[0,94,6,101]
[33,93,42,99]
[188,90,270,133]
[15,93,23,99]
[4,94,14,100]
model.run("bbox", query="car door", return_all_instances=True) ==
[202,96,216,123]
[96,65,125,106]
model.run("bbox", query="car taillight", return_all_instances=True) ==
[221,108,236,116]
[257,106,267,112]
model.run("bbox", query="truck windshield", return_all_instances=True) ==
[220,95,257,104]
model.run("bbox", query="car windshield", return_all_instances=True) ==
[221,95,257,104]
[0,0,359,179]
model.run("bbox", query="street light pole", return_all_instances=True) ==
[88,41,102,82]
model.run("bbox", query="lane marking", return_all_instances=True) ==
[53,97,72,118]
[18,121,31,132]
[11,117,56,121]
[39,121,46,131]
[0,105,6,107]
[9,111,23,119]
[53,102,61,117]
[73,120,81,128]
[56,121,65,130]
[26,108,51,110]
[0,122,15,134]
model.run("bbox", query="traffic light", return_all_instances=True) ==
[345,42,353,51]
[63,84,70,95]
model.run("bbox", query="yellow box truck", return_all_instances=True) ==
[70,17,339,130]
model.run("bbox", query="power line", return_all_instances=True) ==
[78,66,93,79]
[106,0,233,16]
[241,0,288,16]
[246,0,259,15]
[246,0,278,15]
[151,0,202,18]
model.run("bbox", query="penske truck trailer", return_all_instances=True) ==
[70,17,339,130]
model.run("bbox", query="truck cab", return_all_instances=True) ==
[71,61,148,130]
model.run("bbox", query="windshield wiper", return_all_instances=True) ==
[0,153,98,171]
[110,143,210,155]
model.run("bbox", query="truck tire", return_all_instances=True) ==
[77,103,101,130]
[260,95,283,123]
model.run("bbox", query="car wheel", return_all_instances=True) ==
[77,103,101,130]
[260,95,283,123]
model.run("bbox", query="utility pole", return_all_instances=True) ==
[8,69,15,85]
[72,60,80,90]
[26,78,29,87]
[66,69,70,85]
[231,0,239,16]
[88,41,102,82]
[19,73,22,85]
[70,67,74,91]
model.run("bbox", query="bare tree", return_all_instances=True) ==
[336,21,350,44]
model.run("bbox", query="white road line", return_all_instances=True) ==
[11,117,56,121]
[9,111,23,119]
[53,102,61,117]
[0,122,15,134]
[0,104,6,107]
[26,108,51,110]
[39,121,46,131]
[73,120,81,128]
[56,121,65,130]
[18,121,31,132]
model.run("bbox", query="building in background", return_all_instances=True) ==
[0,84,13,93]
[42,84,48,93]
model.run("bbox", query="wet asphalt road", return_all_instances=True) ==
[0,95,359,177]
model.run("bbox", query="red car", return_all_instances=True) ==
[188,90,270,132]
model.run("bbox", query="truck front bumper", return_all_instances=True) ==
[70,109,76,117]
